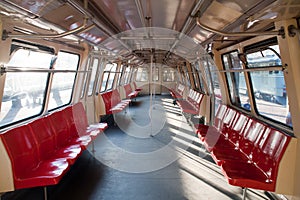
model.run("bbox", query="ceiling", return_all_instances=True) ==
[0,0,299,66]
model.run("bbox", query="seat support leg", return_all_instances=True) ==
[91,140,95,155]
[242,187,247,200]
[44,187,48,200]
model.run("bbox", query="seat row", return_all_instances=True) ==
[101,89,131,115]
[169,83,185,100]
[0,102,107,192]
[194,104,294,193]
[176,89,204,115]
[124,83,140,99]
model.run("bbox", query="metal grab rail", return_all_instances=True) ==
[196,18,284,37]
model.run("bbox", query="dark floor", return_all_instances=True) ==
[2,95,275,200]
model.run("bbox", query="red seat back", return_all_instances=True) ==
[1,125,39,178]
[48,109,71,147]
[28,117,56,160]
[253,127,291,181]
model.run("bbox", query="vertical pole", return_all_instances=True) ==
[150,54,153,136]
[44,187,48,200]
[242,187,247,200]
[92,140,95,155]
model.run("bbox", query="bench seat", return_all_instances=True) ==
[101,89,130,115]
[0,102,107,192]
[193,104,293,193]
[176,89,204,115]
[1,125,70,189]
[124,84,140,99]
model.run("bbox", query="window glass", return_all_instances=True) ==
[222,51,250,110]
[152,67,159,81]
[182,65,191,86]
[1,48,53,127]
[163,67,177,82]
[246,44,290,126]
[204,57,222,108]
[178,66,186,85]
[87,58,99,96]
[48,51,79,110]
[124,66,132,84]
[191,66,200,90]
[118,65,124,85]
[95,59,104,93]
[80,58,90,98]
[100,72,109,92]
[136,67,149,82]
[106,63,117,90]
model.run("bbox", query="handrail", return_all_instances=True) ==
[2,19,94,40]
[196,17,284,37]
[0,65,90,75]
[2,0,92,40]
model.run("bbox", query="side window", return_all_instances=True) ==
[100,63,117,92]
[118,65,124,85]
[222,51,250,110]
[0,44,54,127]
[48,51,79,110]
[100,72,109,92]
[162,67,177,82]
[152,67,159,81]
[106,63,117,90]
[136,67,149,82]
[245,43,290,127]
[123,66,132,84]
[80,58,91,98]
[182,65,191,86]
[87,58,99,96]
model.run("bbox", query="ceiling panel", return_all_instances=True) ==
[89,0,142,31]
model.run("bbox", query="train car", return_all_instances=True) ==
[0,0,299,200]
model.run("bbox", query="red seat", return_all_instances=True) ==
[70,102,108,139]
[48,110,83,151]
[28,117,81,165]
[169,83,184,99]
[1,125,70,189]
[101,89,130,115]
[177,90,204,114]
[221,123,291,191]
[124,84,139,99]
[211,114,249,165]
[133,82,142,92]
[63,106,93,149]
[203,108,238,151]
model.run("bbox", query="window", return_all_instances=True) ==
[194,62,207,94]
[48,51,79,110]
[106,63,117,90]
[87,58,99,96]
[136,67,149,82]
[152,67,159,81]
[100,63,117,92]
[118,65,124,85]
[0,44,54,127]
[95,59,105,92]
[222,51,250,110]
[246,43,290,127]
[182,65,191,86]
[163,67,177,82]
[80,58,91,98]
[100,72,109,92]
[200,56,222,110]
[124,66,132,84]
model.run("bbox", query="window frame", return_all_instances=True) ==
[48,50,80,111]
[0,40,54,128]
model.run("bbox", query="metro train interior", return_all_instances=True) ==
[0,0,300,200]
